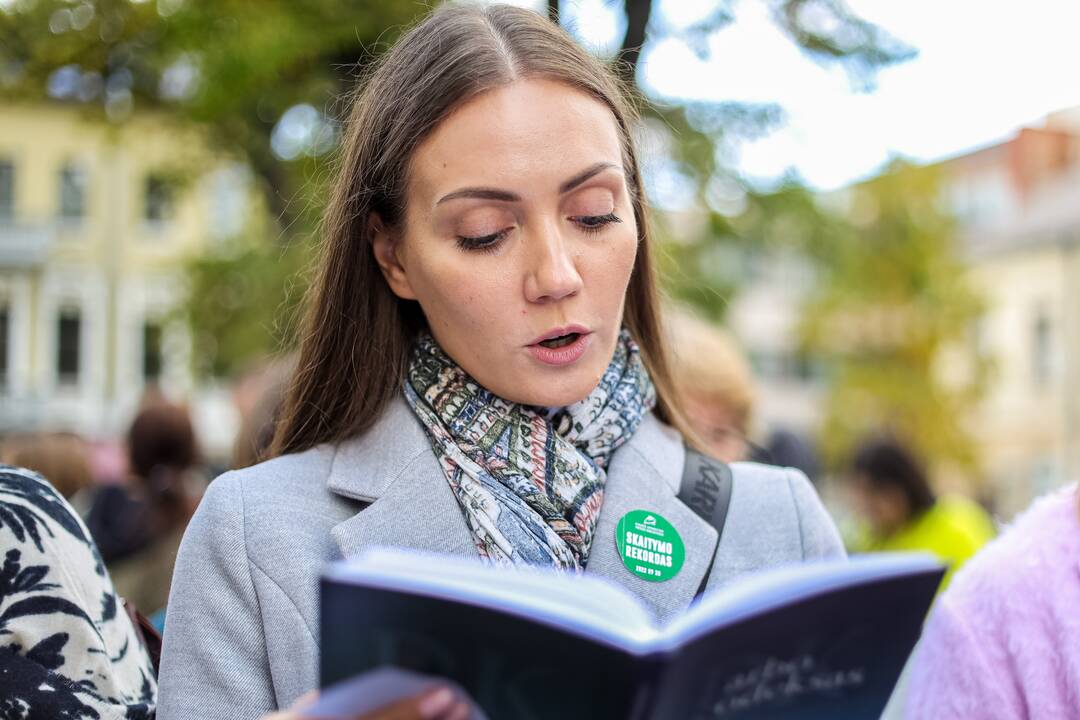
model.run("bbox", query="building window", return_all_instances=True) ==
[0,305,9,388]
[143,321,163,381]
[1033,311,1053,387]
[0,159,14,221]
[57,308,81,385]
[144,175,174,222]
[59,163,86,220]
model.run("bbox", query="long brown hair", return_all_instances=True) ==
[272,3,696,457]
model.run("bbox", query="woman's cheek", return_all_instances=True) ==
[604,229,639,294]
[449,270,515,332]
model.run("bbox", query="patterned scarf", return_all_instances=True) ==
[404,329,656,570]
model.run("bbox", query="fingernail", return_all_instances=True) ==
[418,687,455,718]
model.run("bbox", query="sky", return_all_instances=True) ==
[532,0,1080,191]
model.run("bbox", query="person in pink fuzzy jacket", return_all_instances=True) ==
[906,484,1080,719]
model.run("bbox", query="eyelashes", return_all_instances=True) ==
[574,212,621,231]
[455,213,622,252]
[454,230,508,252]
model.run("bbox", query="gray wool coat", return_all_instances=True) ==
[155,396,845,719]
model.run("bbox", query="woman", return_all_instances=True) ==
[905,484,1080,719]
[157,5,844,718]
[667,306,756,463]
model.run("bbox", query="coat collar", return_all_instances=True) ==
[327,395,716,621]
[326,395,432,502]
[327,395,478,559]
[580,415,718,621]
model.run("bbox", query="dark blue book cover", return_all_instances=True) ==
[317,551,943,719]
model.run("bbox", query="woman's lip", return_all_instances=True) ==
[528,332,593,366]
[527,325,591,346]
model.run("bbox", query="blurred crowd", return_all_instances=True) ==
[8,301,1076,720]
[0,308,1002,630]
[0,355,292,631]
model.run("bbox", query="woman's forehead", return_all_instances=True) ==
[408,78,625,204]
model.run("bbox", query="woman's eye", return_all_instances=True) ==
[455,229,508,252]
[572,212,621,233]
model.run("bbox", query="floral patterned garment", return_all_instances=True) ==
[404,329,656,570]
[0,466,156,720]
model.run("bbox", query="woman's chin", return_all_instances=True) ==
[462,341,611,408]
[494,371,602,409]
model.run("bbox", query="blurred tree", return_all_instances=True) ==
[0,0,422,376]
[0,0,913,377]
[582,0,914,321]
[796,161,991,471]
[171,236,310,378]
[0,0,423,227]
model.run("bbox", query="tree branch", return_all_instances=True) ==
[617,0,654,88]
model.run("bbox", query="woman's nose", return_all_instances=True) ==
[523,223,584,304]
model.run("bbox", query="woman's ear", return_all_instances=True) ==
[369,213,417,300]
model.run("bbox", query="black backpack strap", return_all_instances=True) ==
[677,446,734,599]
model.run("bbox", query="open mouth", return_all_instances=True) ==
[537,332,581,349]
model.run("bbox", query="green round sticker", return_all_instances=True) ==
[615,510,685,582]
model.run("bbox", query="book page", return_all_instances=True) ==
[327,548,660,652]
[658,553,942,650]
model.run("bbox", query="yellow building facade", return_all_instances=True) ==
[0,102,253,440]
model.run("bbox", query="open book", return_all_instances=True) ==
[317,549,943,719]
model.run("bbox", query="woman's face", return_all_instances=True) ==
[373,78,640,407]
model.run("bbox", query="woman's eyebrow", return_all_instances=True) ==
[559,161,621,193]
[435,161,622,206]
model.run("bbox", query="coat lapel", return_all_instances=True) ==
[327,397,714,622]
[328,396,478,560]
[584,414,718,622]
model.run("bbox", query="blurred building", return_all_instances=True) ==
[0,102,253,447]
[725,249,825,436]
[728,107,1080,517]
[947,109,1080,514]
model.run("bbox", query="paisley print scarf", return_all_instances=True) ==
[404,329,655,570]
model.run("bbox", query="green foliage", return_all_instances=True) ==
[656,177,844,322]
[796,161,990,470]
[0,0,424,225]
[172,235,313,378]
[1,0,918,381]
[1,0,420,378]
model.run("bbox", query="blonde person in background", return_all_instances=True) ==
[1,432,94,512]
[666,307,756,463]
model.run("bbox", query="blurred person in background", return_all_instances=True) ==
[231,354,296,470]
[666,309,823,481]
[93,398,206,624]
[0,465,157,718]
[848,435,995,591]
[667,307,756,463]
[1,432,94,514]
[905,484,1080,719]
[761,427,822,485]
[0,460,461,720]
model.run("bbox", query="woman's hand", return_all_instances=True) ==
[263,686,471,720]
